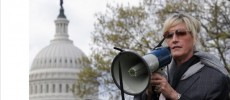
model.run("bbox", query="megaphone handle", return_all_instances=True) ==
[146,86,153,100]
[119,61,125,100]
[151,86,160,100]
[153,37,165,50]
[114,47,124,52]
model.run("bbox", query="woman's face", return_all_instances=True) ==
[165,23,194,61]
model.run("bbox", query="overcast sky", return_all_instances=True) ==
[29,0,140,66]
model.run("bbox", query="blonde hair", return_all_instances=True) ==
[163,13,201,46]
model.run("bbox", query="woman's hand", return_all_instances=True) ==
[150,72,179,100]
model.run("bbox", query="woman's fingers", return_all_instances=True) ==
[150,73,167,85]
[151,73,164,80]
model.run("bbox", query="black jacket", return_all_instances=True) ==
[134,51,230,100]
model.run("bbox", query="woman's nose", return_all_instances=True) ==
[172,34,179,43]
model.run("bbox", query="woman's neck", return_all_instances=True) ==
[175,52,194,66]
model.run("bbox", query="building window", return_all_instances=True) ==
[72,84,75,93]
[35,85,37,94]
[46,84,49,93]
[53,84,55,93]
[40,85,43,93]
[66,84,69,93]
[65,59,67,63]
[59,84,62,93]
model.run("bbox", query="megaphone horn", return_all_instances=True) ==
[111,47,172,95]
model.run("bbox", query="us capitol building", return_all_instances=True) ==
[29,1,98,100]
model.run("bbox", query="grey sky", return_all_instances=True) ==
[29,0,140,66]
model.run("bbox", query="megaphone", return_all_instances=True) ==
[111,47,172,95]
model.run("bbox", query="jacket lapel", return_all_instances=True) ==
[178,62,204,94]
[166,61,203,94]
[181,62,204,80]
[178,72,200,94]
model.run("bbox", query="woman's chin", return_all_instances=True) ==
[172,52,183,58]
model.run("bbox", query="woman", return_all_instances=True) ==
[134,13,230,100]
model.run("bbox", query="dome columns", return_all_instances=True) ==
[54,18,69,40]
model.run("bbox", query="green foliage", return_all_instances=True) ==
[74,66,99,97]
[73,57,99,98]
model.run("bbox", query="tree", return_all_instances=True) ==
[91,3,158,99]
[75,0,230,99]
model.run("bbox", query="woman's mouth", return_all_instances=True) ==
[172,46,182,49]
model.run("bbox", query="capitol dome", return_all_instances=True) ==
[30,40,86,70]
[29,1,98,100]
